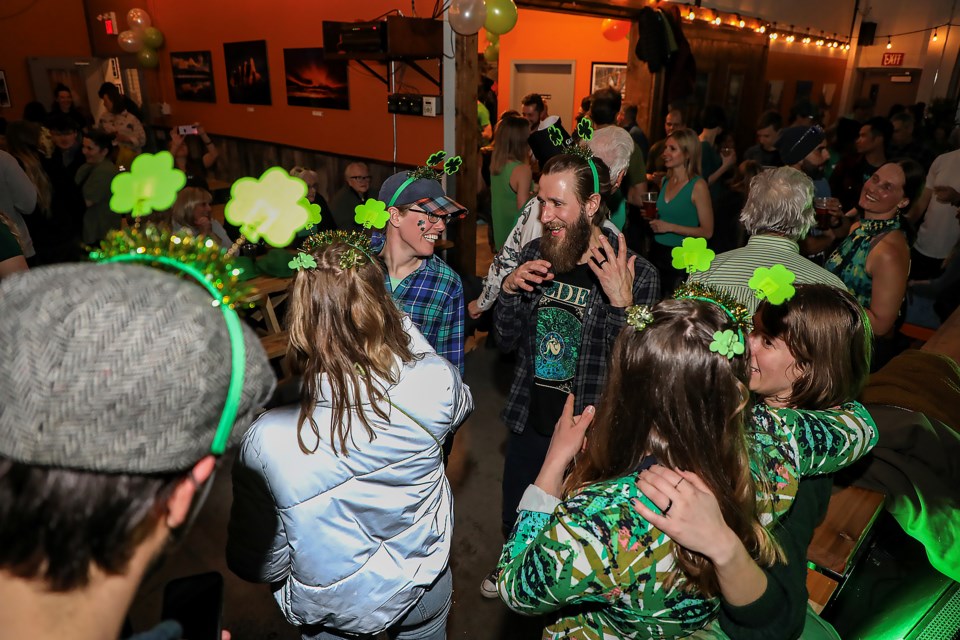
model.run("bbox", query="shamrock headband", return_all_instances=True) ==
[296,230,377,271]
[673,283,753,360]
[548,118,600,194]
[387,150,463,208]
[91,227,251,455]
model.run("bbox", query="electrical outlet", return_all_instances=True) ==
[422,96,439,117]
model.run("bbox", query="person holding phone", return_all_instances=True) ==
[169,122,219,189]
[227,235,473,640]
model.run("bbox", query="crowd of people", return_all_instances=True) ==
[1,76,959,640]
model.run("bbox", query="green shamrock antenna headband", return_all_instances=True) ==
[548,117,600,194]
[387,150,463,208]
[91,227,250,455]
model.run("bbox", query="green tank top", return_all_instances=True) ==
[655,176,701,247]
[491,160,524,250]
[824,217,901,308]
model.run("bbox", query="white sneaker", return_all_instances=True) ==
[480,568,500,599]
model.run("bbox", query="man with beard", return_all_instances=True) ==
[480,152,659,597]
[0,263,276,640]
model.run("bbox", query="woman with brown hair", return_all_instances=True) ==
[490,115,533,250]
[227,234,473,640]
[495,285,875,639]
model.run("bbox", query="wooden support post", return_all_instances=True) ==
[450,32,479,278]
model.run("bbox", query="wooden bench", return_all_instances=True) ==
[806,485,886,613]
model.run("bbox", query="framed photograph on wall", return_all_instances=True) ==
[0,71,10,108]
[591,62,626,97]
[170,51,216,103]
[283,48,349,110]
[223,40,271,105]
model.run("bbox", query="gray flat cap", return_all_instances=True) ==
[0,263,277,473]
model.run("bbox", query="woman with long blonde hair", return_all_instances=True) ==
[495,286,875,639]
[650,127,714,294]
[227,235,473,640]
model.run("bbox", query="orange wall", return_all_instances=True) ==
[151,0,442,166]
[0,0,92,118]
[765,50,848,125]
[483,9,631,126]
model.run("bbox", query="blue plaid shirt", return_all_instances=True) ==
[494,229,660,434]
[373,232,465,374]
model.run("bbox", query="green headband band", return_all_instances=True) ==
[388,175,418,208]
[101,254,246,455]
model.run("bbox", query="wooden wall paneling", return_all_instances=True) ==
[451,33,479,278]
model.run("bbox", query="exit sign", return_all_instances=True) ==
[882,52,905,66]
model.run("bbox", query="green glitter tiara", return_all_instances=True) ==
[89,224,251,455]
[548,117,599,194]
[388,150,463,208]
[299,230,377,271]
[673,282,753,360]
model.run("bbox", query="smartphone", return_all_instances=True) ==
[178,124,199,135]
[161,571,224,640]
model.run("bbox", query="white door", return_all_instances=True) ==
[511,61,577,130]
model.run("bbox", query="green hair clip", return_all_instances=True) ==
[749,264,797,305]
[671,237,716,274]
[626,305,655,331]
[709,329,745,359]
[288,252,318,270]
[301,230,376,271]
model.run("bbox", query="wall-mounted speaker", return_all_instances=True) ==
[859,21,877,47]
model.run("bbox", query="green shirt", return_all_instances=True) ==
[497,402,877,640]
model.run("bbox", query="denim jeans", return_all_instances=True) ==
[301,567,453,640]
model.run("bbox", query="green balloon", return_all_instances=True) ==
[485,30,500,44]
[484,0,518,35]
[137,47,159,68]
[483,41,499,63]
[143,26,164,49]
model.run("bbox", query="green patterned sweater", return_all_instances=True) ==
[497,402,877,639]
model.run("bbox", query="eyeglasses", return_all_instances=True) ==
[348,175,372,181]
[410,208,466,224]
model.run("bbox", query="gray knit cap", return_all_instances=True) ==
[0,263,277,473]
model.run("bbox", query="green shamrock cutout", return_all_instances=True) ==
[109,151,186,217]
[709,330,745,359]
[224,166,311,247]
[288,252,317,271]
[443,156,463,175]
[626,305,655,332]
[749,264,797,305]
[354,198,390,229]
[300,199,322,229]
[577,117,595,141]
[426,150,447,166]
[547,125,564,147]
[671,237,716,274]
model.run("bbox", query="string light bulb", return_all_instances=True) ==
[714,16,722,25]
[737,14,745,28]
[933,29,939,41]
[687,8,695,20]
[886,36,892,49]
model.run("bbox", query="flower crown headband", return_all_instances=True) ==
[548,117,600,194]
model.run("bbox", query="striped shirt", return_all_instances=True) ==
[688,235,849,313]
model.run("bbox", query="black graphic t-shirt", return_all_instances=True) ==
[529,264,593,435]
